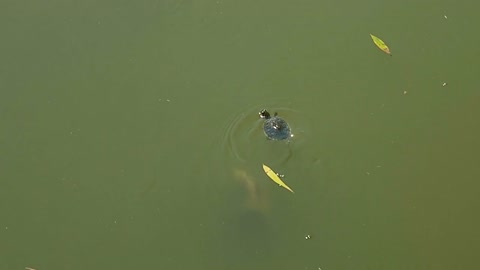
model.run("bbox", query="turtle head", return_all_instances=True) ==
[259,109,271,119]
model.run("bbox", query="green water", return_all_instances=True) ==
[1,0,479,269]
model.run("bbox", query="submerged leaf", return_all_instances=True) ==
[370,34,391,55]
[262,164,294,193]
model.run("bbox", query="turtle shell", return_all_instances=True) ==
[260,110,291,140]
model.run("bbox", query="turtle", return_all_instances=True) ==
[259,109,292,140]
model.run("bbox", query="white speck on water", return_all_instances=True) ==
[442,82,447,87]
[444,15,448,19]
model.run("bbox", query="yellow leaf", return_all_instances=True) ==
[370,34,391,55]
[262,164,294,193]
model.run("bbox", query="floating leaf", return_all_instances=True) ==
[370,34,391,55]
[262,164,294,193]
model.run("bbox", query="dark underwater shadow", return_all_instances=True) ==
[218,209,273,270]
